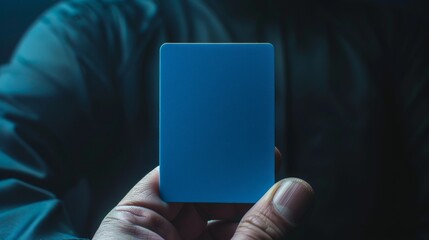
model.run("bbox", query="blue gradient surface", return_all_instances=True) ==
[159,43,274,203]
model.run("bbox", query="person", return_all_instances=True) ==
[0,0,428,239]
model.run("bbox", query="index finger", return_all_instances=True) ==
[118,166,183,221]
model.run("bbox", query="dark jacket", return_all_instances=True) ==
[0,0,428,239]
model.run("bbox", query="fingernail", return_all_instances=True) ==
[272,178,314,226]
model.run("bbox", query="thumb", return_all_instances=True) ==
[232,178,314,240]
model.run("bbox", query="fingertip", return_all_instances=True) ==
[275,147,282,158]
[275,147,282,172]
[231,178,314,240]
[272,178,314,227]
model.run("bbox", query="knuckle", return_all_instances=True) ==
[112,206,166,232]
[237,210,284,240]
[101,214,163,240]
[102,214,140,236]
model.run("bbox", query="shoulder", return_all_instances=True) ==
[37,0,161,52]
[45,0,160,27]
[9,0,164,80]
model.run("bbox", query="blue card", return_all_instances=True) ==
[159,43,274,203]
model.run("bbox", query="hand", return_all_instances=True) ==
[93,155,314,239]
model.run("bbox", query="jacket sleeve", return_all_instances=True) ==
[0,1,127,238]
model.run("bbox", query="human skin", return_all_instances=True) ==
[93,149,314,239]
